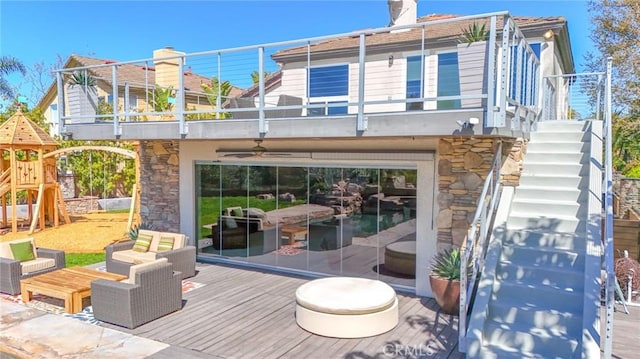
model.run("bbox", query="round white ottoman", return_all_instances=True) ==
[295,277,399,338]
[384,241,416,276]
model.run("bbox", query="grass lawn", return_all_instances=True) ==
[65,253,106,267]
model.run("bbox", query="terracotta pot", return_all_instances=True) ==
[429,275,460,315]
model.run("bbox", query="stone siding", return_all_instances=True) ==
[138,140,180,232]
[64,196,99,214]
[58,173,76,199]
[614,175,640,219]
[501,138,527,186]
[437,138,497,250]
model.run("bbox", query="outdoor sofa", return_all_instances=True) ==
[92,257,182,329]
[105,229,196,279]
[0,237,65,295]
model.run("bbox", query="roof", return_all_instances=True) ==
[0,109,59,148]
[38,54,244,109]
[272,14,569,60]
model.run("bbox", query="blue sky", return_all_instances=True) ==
[1,0,593,105]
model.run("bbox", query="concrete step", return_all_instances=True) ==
[483,321,580,358]
[496,261,585,292]
[510,198,585,218]
[527,141,589,154]
[519,174,587,189]
[524,152,589,164]
[501,229,586,251]
[515,186,585,203]
[500,245,584,270]
[507,213,586,233]
[537,120,591,132]
[530,131,589,143]
[487,302,583,336]
[522,162,587,177]
[476,343,550,359]
[492,281,585,314]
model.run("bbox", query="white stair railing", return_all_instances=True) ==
[458,141,503,353]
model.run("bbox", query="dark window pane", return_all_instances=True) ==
[437,52,461,109]
[406,56,423,111]
[309,65,348,97]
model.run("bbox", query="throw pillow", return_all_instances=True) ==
[132,232,153,252]
[157,235,175,252]
[231,207,243,217]
[225,217,238,229]
[9,241,36,262]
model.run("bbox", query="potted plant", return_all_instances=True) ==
[457,22,489,108]
[67,70,98,122]
[429,247,465,315]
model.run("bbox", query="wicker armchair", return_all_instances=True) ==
[91,258,182,329]
[0,239,65,295]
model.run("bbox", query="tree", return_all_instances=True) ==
[251,70,273,84]
[201,76,232,107]
[587,0,640,177]
[0,56,26,101]
[58,139,137,198]
[0,100,47,129]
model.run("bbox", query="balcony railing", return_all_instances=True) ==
[55,11,541,138]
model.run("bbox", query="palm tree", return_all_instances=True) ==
[0,56,26,100]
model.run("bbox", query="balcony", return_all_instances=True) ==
[54,12,549,141]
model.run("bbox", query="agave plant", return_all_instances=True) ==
[128,222,154,241]
[68,71,97,87]
[430,248,463,280]
[459,22,488,44]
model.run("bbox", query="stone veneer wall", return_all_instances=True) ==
[501,138,527,186]
[613,175,640,218]
[138,140,180,232]
[436,137,525,250]
[64,196,99,214]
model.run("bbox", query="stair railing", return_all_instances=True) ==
[458,141,503,353]
[603,57,615,359]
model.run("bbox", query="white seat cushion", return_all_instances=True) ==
[296,277,397,315]
[0,237,37,260]
[20,257,55,274]
[111,249,157,264]
[123,257,169,284]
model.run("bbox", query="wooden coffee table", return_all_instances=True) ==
[20,267,127,313]
[281,225,308,246]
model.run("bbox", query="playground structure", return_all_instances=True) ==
[0,109,138,234]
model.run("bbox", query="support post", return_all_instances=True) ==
[357,33,367,131]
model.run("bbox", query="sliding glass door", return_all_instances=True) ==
[195,162,418,289]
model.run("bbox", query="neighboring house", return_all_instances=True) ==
[38,49,244,136]
[49,5,574,298]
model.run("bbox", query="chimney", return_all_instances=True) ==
[387,0,418,27]
[153,46,186,90]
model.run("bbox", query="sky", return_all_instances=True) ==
[1,0,594,106]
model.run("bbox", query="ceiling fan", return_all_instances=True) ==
[219,140,301,159]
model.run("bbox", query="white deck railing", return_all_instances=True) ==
[54,12,540,138]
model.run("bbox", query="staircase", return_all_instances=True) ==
[467,120,601,358]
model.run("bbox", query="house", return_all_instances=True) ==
[46,2,612,357]
[38,49,244,136]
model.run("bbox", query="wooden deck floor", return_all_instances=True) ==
[101,262,464,359]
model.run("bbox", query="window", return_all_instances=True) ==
[406,56,423,111]
[308,101,348,116]
[437,52,461,110]
[308,65,348,97]
[530,43,541,60]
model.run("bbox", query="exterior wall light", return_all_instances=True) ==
[543,30,555,40]
[388,54,394,67]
